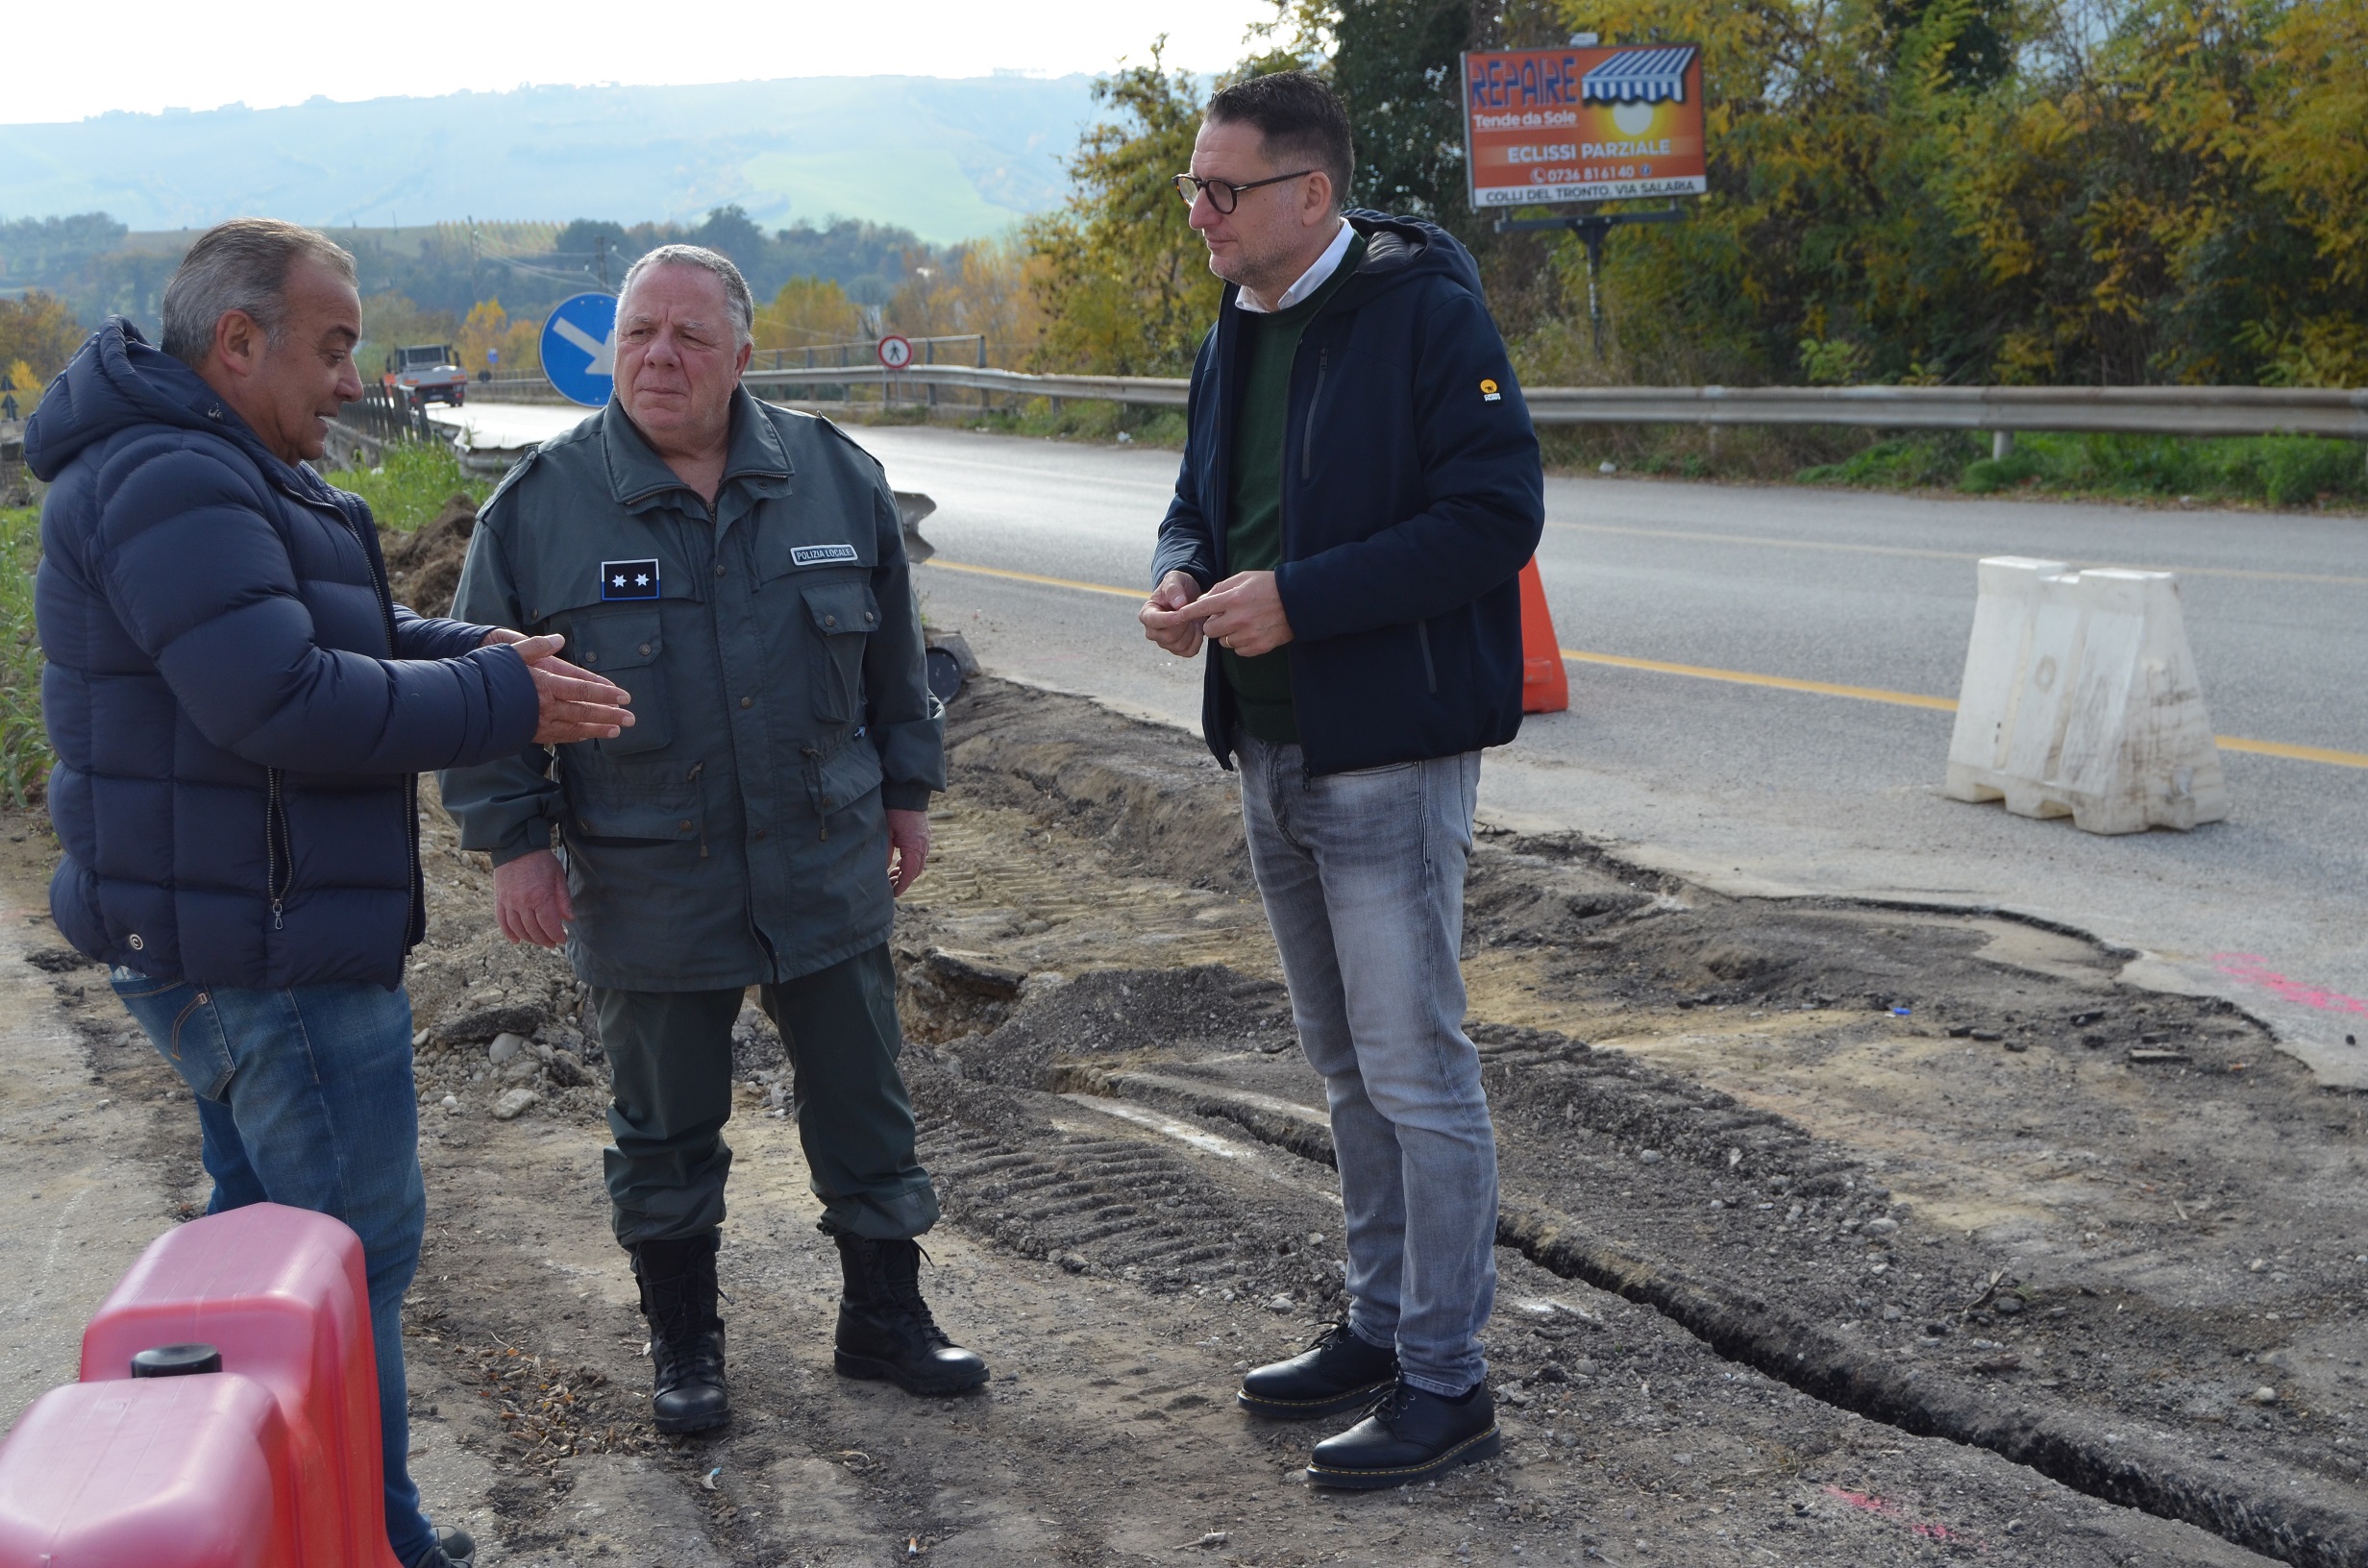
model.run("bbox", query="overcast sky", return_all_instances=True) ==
[7,0,1282,125]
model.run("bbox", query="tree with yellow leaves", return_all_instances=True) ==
[454,299,542,378]
[752,277,866,357]
[0,292,85,390]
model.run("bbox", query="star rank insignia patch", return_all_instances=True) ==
[600,559,661,600]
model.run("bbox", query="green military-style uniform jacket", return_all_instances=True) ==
[438,390,944,992]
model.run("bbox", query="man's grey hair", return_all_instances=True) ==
[617,245,755,345]
[159,218,358,366]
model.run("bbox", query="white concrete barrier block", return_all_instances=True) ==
[1944,556,2228,835]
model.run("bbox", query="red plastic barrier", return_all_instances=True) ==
[0,1374,298,1567]
[1517,556,1569,714]
[77,1204,398,1568]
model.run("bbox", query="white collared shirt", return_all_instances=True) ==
[1235,220,1355,314]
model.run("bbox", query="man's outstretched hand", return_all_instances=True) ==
[482,628,635,744]
[494,848,572,948]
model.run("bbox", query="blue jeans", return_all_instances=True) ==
[109,972,433,1568]
[1235,734,1497,1396]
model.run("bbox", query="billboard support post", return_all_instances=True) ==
[1495,207,1688,359]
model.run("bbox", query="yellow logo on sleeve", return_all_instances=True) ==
[1480,379,1502,403]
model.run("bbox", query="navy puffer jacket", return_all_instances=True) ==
[27,320,540,990]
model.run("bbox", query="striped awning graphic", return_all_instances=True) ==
[1580,46,1698,104]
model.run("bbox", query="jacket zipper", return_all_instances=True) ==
[1280,345,1326,789]
[327,496,427,936]
[1300,347,1328,481]
[265,767,288,929]
[1418,621,1438,694]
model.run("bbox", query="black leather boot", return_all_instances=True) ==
[833,1234,989,1395]
[1305,1377,1501,1489]
[1238,1323,1398,1419]
[630,1232,729,1433]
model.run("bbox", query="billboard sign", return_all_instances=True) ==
[1462,44,1707,210]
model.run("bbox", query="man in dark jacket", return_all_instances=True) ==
[1142,73,1544,1489]
[29,218,630,1568]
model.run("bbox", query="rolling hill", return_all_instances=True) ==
[0,76,1099,245]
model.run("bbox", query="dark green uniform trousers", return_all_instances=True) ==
[596,943,940,1246]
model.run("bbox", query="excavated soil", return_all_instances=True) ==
[14,674,2368,1566]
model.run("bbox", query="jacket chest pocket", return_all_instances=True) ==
[802,579,879,724]
[568,609,672,755]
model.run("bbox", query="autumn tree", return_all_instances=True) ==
[0,292,86,388]
[1024,44,1228,375]
[455,299,542,376]
[752,277,866,357]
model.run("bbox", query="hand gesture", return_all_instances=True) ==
[483,627,636,745]
[1139,569,1209,656]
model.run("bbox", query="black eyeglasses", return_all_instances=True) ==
[1172,169,1318,214]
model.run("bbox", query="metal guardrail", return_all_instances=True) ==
[743,364,1189,408]
[741,365,2368,440]
[1521,383,2368,439]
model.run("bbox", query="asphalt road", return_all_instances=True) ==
[449,406,2368,1082]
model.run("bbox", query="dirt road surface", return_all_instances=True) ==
[8,674,2364,1566]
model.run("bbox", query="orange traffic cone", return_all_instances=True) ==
[1517,556,1568,714]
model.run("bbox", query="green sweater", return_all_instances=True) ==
[1221,232,1368,745]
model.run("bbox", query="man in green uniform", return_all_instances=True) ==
[440,245,987,1433]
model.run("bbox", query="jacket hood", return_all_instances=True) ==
[24,317,286,483]
[1334,209,1488,306]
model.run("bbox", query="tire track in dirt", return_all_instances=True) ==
[891,679,2368,1566]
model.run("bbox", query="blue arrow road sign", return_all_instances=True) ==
[541,292,618,406]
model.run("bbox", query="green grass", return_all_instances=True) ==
[1798,430,2368,508]
[0,505,48,806]
[319,443,489,533]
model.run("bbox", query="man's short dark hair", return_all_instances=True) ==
[1206,72,1354,211]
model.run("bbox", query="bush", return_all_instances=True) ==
[1798,429,2367,506]
[0,505,49,806]
[320,443,488,533]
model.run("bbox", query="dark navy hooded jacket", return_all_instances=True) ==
[1151,210,1545,774]
[27,320,540,990]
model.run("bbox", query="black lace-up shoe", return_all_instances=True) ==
[631,1232,729,1433]
[1238,1323,1399,1419]
[833,1235,990,1395]
[1305,1378,1501,1489]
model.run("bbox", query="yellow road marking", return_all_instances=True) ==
[924,557,1147,600]
[1549,519,2368,589]
[1563,648,2368,768]
[921,558,2368,769]
[1556,649,1961,711]
[2215,737,2368,767]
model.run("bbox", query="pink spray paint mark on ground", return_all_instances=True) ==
[2213,954,2368,1018]
[1820,1485,1976,1546]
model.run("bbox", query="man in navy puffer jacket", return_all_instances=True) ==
[27,219,631,1568]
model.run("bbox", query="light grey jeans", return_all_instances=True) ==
[1236,731,1497,1395]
